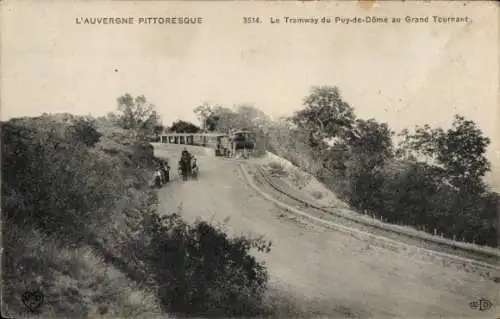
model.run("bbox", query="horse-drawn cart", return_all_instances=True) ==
[151,158,170,188]
[178,151,199,180]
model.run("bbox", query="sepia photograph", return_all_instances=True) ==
[1,0,499,318]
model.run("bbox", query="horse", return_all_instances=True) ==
[178,152,192,181]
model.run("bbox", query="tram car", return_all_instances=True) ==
[160,130,256,158]
[215,135,232,157]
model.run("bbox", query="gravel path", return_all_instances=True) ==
[153,144,498,318]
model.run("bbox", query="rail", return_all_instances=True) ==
[254,165,500,269]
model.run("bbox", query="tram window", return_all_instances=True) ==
[234,133,246,141]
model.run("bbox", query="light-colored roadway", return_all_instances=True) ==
[154,144,498,318]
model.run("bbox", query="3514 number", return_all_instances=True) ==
[243,17,261,24]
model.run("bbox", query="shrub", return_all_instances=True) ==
[2,220,162,318]
[2,116,107,239]
[138,212,272,317]
[1,115,157,242]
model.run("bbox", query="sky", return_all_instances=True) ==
[2,1,499,175]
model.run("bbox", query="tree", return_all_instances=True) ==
[193,103,237,132]
[398,114,491,191]
[115,93,161,139]
[323,119,394,185]
[168,120,201,133]
[208,106,237,132]
[345,118,395,171]
[289,86,357,146]
[153,124,165,135]
[233,105,272,129]
[325,118,395,216]
[193,102,215,131]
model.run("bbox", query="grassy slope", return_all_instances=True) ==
[259,153,500,258]
[3,224,162,318]
[2,118,165,318]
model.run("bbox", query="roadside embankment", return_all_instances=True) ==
[250,152,500,271]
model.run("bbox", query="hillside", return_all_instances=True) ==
[1,114,164,317]
[2,114,271,318]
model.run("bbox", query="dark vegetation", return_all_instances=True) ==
[194,86,499,247]
[139,213,271,316]
[167,119,201,133]
[2,93,271,318]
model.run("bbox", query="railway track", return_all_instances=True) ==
[245,164,500,275]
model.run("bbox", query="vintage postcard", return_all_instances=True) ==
[1,1,499,318]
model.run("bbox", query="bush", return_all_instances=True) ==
[2,221,162,318]
[2,116,108,239]
[1,115,156,241]
[138,212,272,317]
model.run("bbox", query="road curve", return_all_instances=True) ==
[153,144,498,318]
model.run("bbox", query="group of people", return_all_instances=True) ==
[151,149,200,187]
[153,159,170,187]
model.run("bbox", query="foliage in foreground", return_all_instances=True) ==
[2,223,162,318]
[1,112,162,317]
[137,212,272,317]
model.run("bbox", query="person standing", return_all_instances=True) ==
[160,160,169,183]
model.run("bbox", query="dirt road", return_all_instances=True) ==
[154,144,498,318]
